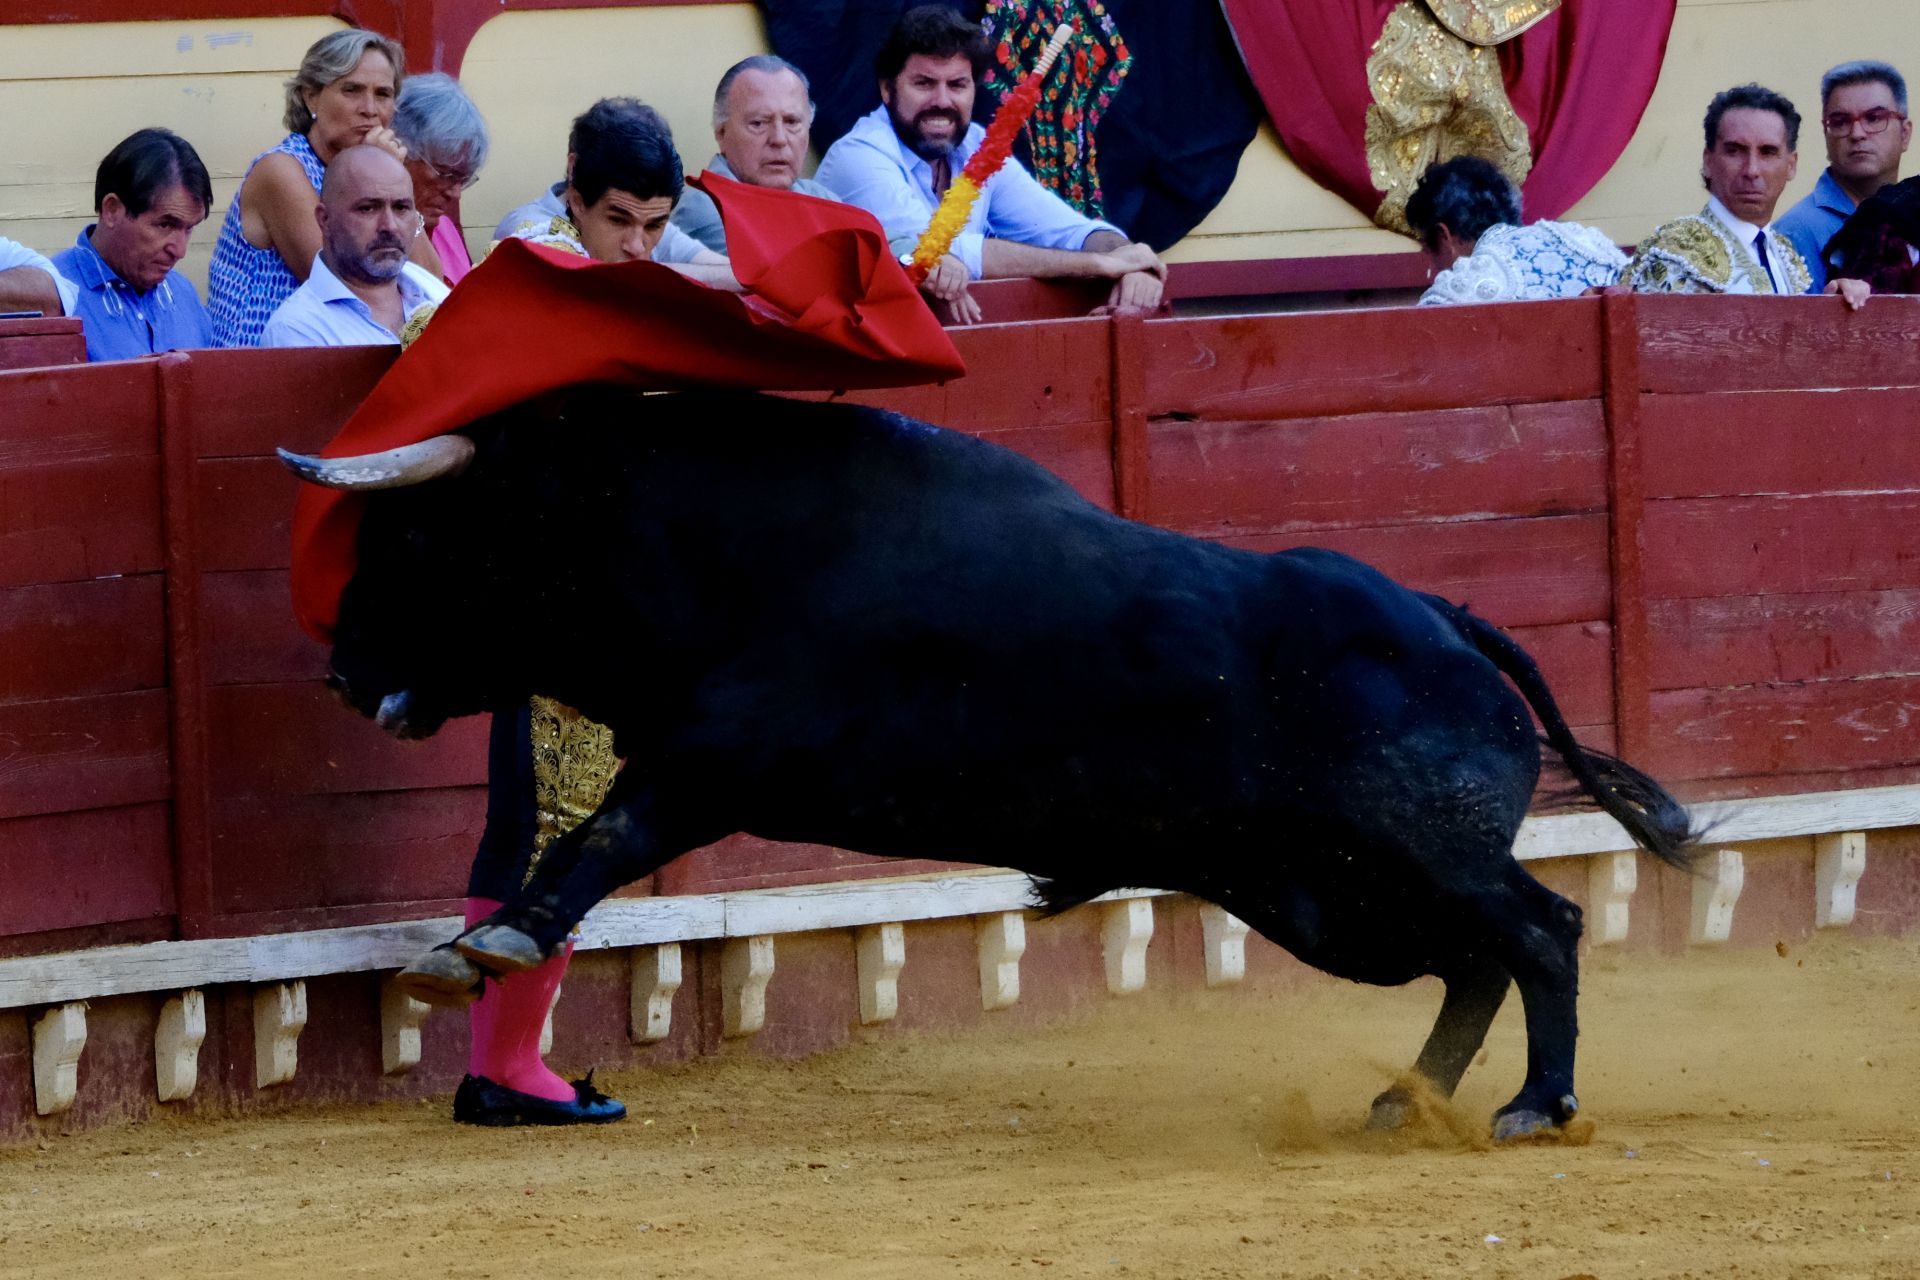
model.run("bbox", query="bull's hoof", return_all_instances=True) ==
[395,945,485,1007]
[1492,1092,1580,1143]
[1366,1087,1412,1130]
[456,923,548,974]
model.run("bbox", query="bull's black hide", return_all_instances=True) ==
[305,390,1696,1140]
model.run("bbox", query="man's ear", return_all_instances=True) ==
[315,202,330,236]
[100,192,127,228]
[878,76,893,106]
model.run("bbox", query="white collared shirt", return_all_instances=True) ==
[260,254,449,349]
[1704,194,1792,292]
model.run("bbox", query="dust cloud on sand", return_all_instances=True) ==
[2,936,1915,1279]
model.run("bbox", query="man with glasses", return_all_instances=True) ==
[671,55,844,255]
[1777,62,1910,291]
[261,144,449,347]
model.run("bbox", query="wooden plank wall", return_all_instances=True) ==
[1634,296,1920,798]
[2,295,1915,950]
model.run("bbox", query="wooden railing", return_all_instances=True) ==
[4,292,1919,958]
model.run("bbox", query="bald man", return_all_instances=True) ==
[262,144,449,348]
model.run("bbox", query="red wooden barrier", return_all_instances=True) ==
[4,294,1918,952]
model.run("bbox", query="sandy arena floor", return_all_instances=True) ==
[2,936,1916,1279]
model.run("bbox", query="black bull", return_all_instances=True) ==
[285,389,1697,1140]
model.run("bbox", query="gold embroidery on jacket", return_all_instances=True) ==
[527,694,620,880]
[1365,1,1533,234]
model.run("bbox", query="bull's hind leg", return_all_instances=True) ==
[1367,953,1509,1129]
[459,779,727,971]
[1455,868,1585,1140]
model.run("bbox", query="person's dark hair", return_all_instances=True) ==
[1821,60,1908,114]
[95,127,214,217]
[1404,156,1521,253]
[875,4,990,84]
[1704,83,1800,153]
[567,97,684,207]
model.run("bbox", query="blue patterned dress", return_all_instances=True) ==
[207,133,326,348]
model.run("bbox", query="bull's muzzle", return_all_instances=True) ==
[374,691,415,734]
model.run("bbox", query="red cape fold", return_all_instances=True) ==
[288,171,964,642]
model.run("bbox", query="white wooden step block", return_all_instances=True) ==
[722,935,775,1037]
[253,981,307,1088]
[1587,851,1638,946]
[1690,849,1745,945]
[539,984,560,1058]
[380,979,430,1076]
[154,990,206,1101]
[856,923,907,1025]
[1198,905,1250,987]
[629,943,682,1043]
[976,911,1025,1011]
[1814,831,1867,928]
[33,1002,87,1116]
[1102,898,1154,995]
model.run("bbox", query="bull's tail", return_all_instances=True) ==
[1428,596,1699,872]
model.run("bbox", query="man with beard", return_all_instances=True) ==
[261,144,449,347]
[817,3,1165,324]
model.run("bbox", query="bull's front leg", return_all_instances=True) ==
[458,781,725,973]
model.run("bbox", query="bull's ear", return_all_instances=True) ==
[276,435,476,491]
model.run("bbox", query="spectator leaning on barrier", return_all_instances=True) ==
[393,72,490,286]
[1406,156,1625,305]
[0,236,77,318]
[260,145,448,349]
[50,128,214,362]
[816,3,1165,325]
[670,55,844,256]
[1777,61,1911,291]
[1621,84,1869,310]
[207,28,408,348]
[496,98,739,290]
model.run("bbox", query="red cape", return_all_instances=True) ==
[288,172,964,642]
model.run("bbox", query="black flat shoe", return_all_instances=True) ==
[452,1072,628,1127]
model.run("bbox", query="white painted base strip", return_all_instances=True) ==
[1198,905,1250,987]
[976,911,1025,1011]
[254,981,307,1089]
[629,944,682,1044]
[1691,849,1746,945]
[856,923,906,1025]
[380,979,429,1076]
[33,1002,87,1116]
[1586,851,1638,946]
[722,935,775,1037]
[1814,831,1867,929]
[1,784,1915,1013]
[1101,898,1154,995]
[154,990,205,1101]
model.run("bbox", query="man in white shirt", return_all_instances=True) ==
[262,145,448,348]
[0,236,78,318]
[1622,84,1868,308]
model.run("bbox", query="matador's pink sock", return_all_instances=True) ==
[464,897,576,1101]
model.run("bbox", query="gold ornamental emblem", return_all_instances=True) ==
[1421,0,1560,47]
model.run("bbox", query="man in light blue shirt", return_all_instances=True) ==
[1777,61,1911,291]
[816,4,1164,324]
[51,128,214,362]
[263,145,448,349]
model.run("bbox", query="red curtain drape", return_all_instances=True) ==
[1220,0,1676,223]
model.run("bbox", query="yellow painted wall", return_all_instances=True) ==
[2,0,1916,290]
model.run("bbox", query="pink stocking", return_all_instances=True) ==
[464,897,576,1101]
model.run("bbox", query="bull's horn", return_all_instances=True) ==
[276,435,475,491]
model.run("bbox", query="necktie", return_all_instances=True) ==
[1753,231,1779,293]
[929,157,951,199]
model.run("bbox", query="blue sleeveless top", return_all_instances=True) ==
[207,133,325,348]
